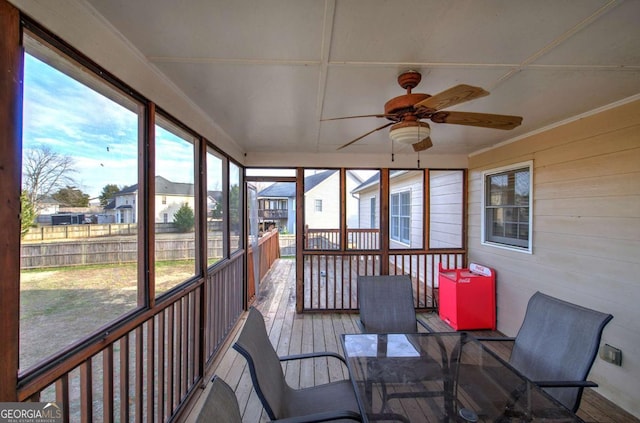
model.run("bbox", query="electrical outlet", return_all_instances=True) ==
[599,344,622,366]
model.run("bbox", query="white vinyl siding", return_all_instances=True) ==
[429,170,463,248]
[356,189,378,230]
[467,100,640,416]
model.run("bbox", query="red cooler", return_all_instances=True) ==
[438,262,496,330]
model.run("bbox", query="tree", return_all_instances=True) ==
[99,184,121,207]
[173,203,195,232]
[53,186,90,207]
[22,145,76,211]
[20,190,37,238]
[229,184,241,234]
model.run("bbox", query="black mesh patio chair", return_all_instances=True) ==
[357,275,446,413]
[197,375,361,423]
[233,307,362,422]
[476,291,613,413]
[195,376,243,423]
[357,275,432,333]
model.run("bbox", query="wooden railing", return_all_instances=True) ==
[247,228,281,301]
[258,209,288,219]
[304,227,381,250]
[347,228,380,249]
[17,254,244,422]
[301,251,465,312]
[304,227,340,249]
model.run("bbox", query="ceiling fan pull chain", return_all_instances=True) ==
[391,138,395,162]
[417,126,422,168]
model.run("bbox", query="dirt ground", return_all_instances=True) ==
[20,261,194,371]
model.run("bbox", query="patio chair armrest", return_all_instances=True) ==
[417,318,434,333]
[534,380,598,388]
[474,336,515,342]
[279,351,347,365]
[271,409,362,422]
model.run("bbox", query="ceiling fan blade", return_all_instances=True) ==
[336,121,395,150]
[322,113,397,121]
[412,137,433,152]
[430,111,523,130]
[414,84,489,111]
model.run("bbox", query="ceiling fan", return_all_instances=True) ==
[323,70,523,152]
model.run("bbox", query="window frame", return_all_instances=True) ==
[314,199,323,212]
[228,160,243,254]
[370,196,376,228]
[390,189,411,245]
[481,161,533,253]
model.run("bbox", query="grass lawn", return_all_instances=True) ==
[20,260,195,372]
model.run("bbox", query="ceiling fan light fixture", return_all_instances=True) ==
[389,121,431,145]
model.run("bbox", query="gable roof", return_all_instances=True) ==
[208,190,223,203]
[352,173,380,193]
[258,170,338,198]
[351,170,411,194]
[117,175,194,196]
[258,182,295,198]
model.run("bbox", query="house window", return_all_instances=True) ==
[163,213,168,223]
[315,199,323,212]
[390,190,411,244]
[482,162,532,252]
[370,197,376,228]
[161,195,167,205]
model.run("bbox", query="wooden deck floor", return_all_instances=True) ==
[184,258,638,423]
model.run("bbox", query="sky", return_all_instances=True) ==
[22,51,365,201]
[22,53,207,200]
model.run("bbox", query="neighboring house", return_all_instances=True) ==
[34,196,60,225]
[304,170,362,230]
[352,170,463,250]
[257,182,295,233]
[351,173,380,231]
[107,175,195,224]
[37,195,60,215]
[352,170,425,249]
[207,190,223,220]
[257,170,363,234]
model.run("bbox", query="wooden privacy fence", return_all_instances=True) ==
[22,223,138,242]
[22,222,225,242]
[18,254,244,422]
[20,236,228,269]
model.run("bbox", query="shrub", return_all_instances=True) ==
[173,203,195,232]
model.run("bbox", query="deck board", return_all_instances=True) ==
[184,258,638,423]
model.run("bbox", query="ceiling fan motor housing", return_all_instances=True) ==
[385,71,431,116]
[384,93,430,116]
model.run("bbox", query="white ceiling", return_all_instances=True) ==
[83,0,640,157]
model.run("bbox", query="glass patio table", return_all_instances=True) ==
[341,332,584,423]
